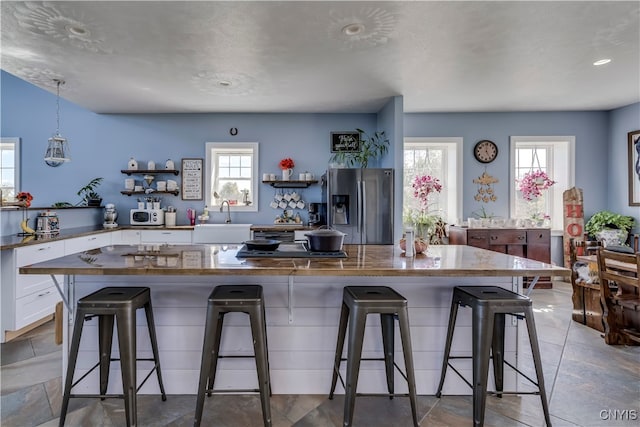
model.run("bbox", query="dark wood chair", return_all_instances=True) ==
[596,247,640,345]
[569,238,604,331]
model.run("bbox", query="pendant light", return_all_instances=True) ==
[44,79,71,167]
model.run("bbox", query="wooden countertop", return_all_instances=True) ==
[19,244,570,278]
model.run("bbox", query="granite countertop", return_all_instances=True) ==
[250,224,314,231]
[19,244,571,278]
[0,225,195,250]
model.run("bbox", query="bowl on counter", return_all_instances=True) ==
[243,239,282,251]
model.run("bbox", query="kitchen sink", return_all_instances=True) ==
[192,224,252,244]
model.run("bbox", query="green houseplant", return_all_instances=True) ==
[329,128,390,168]
[77,177,104,207]
[585,211,635,246]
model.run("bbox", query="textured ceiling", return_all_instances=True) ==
[1,1,639,114]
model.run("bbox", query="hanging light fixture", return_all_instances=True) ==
[44,79,71,167]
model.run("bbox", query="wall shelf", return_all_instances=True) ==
[120,190,179,196]
[263,180,317,188]
[121,169,180,176]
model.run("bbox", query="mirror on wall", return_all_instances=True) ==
[1,137,21,204]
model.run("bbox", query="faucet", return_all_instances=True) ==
[220,200,231,223]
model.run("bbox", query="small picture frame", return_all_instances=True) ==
[330,132,360,153]
[181,158,203,201]
[628,130,640,206]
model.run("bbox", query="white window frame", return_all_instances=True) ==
[205,142,259,212]
[1,137,21,202]
[510,136,575,231]
[403,137,463,225]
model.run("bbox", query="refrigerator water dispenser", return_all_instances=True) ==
[332,195,349,225]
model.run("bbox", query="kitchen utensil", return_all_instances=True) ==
[263,173,270,181]
[147,160,155,170]
[244,239,281,251]
[135,185,143,192]
[270,201,278,209]
[297,201,305,209]
[304,227,346,252]
[156,181,166,191]
[279,201,288,209]
[165,159,174,169]
[288,200,297,208]
[125,178,135,190]
[284,193,292,201]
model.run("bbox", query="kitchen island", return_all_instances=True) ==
[20,243,569,396]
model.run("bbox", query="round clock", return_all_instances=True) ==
[473,140,498,163]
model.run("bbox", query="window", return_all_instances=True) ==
[205,142,259,211]
[1,137,20,203]
[403,137,462,225]
[510,136,575,231]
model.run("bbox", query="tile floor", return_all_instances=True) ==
[1,281,639,426]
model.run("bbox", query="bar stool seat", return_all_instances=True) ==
[194,285,272,427]
[435,286,551,427]
[329,286,419,427]
[60,287,166,427]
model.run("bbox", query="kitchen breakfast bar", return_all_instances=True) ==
[19,243,569,396]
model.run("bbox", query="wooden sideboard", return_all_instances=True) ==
[449,226,552,288]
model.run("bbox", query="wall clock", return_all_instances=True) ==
[473,140,498,163]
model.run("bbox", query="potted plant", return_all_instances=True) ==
[585,210,635,246]
[401,174,444,252]
[77,177,104,207]
[329,128,390,168]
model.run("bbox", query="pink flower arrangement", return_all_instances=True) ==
[412,174,442,209]
[279,158,295,170]
[518,170,555,201]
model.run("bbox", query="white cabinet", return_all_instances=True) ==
[111,229,142,244]
[141,229,192,244]
[64,233,112,255]
[1,241,65,342]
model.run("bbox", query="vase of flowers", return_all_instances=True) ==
[401,174,443,253]
[279,157,295,181]
[16,192,33,208]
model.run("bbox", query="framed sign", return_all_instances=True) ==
[629,130,640,206]
[181,158,203,200]
[331,132,360,153]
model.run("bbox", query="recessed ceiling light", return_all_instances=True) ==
[342,23,365,36]
[65,25,88,36]
[593,58,611,66]
[217,80,233,87]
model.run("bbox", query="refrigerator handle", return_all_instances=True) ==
[357,180,363,235]
[361,180,367,241]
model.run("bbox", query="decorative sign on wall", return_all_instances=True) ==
[181,158,203,200]
[330,132,360,153]
[563,187,584,268]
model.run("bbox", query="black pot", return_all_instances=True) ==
[304,229,345,252]
[244,239,281,251]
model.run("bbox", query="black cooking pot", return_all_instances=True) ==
[304,228,346,252]
[244,239,281,251]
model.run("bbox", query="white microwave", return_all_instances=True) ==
[130,209,164,226]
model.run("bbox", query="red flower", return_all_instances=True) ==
[16,192,33,207]
[279,158,295,170]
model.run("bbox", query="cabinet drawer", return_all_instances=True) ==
[15,285,60,330]
[466,230,488,248]
[489,230,526,245]
[16,273,62,299]
[65,233,112,255]
[141,230,192,244]
[15,241,65,266]
[527,230,550,244]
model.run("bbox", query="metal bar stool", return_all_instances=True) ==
[59,287,166,427]
[194,285,272,427]
[329,286,419,427]
[435,286,551,427]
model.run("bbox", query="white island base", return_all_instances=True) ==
[64,274,523,396]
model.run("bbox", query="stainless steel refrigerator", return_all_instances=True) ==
[323,168,394,244]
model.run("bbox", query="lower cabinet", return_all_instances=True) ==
[1,241,65,342]
[140,229,192,244]
[449,226,552,288]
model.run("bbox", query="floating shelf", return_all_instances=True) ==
[263,180,318,188]
[120,190,179,196]
[121,169,180,176]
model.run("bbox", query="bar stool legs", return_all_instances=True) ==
[435,286,551,427]
[194,285,272,427]
[59,287,166,427]
[329,286,419,427]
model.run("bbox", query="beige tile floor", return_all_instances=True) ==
[1,281,639,426]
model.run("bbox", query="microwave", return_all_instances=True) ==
[130,209,164,226]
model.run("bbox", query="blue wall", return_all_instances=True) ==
[1,70,638,236]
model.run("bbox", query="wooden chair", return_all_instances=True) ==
[596,247,640,345]
[569,238,604,331]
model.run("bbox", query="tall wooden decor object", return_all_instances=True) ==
[563,187,584,268]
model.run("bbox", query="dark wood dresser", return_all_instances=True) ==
[449,226,552,288]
